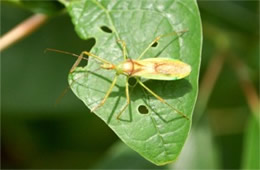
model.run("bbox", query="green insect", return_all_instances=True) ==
[48,31,191,120]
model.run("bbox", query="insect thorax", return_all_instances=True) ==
[116,59,133,76]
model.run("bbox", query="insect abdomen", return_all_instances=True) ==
[131,58,191,80]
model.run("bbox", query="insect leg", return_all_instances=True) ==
[45,48,110,72]
[70,50,112,73]
[137,30,188,60]
[82,51,112,64]
[116,77,130,119]
[137,36,161,60]
[56,73,83,105]
[117,40,128,60]
[70,51,84,73]
[136,79,189,120]
[55,67,91,105]
[91,74,119,112]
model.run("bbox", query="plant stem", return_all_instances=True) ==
[230,55,259,120]
[0,13,48,52]
[194,51,226,124]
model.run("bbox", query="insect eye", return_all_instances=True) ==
[152,42,158,47]
[100,26,113,33]
[138,105,149,114]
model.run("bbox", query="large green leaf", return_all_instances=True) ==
[60,0,202,165]
[242,116,260,169]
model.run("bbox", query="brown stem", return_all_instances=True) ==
[230,56,259,119]
[194,22,231,124]
[0,14,48,51]
[195,51,226,121]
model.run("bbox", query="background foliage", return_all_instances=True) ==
[1,0,259,169]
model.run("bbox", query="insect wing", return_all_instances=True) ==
[132,58,191,80]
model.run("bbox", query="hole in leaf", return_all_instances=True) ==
[128,77,137,86]
[100,26,113,33]
[138,105,149,114]
[152,42,158,47]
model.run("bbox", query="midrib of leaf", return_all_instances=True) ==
[91,0,183,61]
[92,0,120,40]
[150,115,170,159]
[143,85,183,160]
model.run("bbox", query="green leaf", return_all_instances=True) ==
[242,116,260,169]
[61,0,202,165]
[94,123,220,169]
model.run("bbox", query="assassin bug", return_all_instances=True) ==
[47,30,191,120]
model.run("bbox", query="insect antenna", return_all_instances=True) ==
[45,48,90,105]
[45,48,89,61]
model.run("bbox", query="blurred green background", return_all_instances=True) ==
[1,0,259,169]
